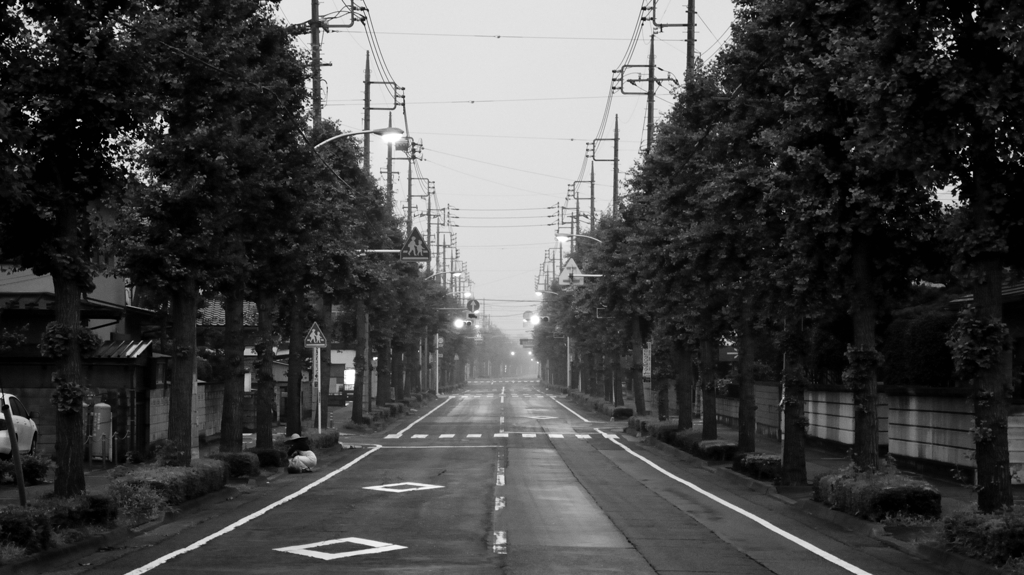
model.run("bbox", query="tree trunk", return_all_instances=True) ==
[672,339,694,431]
[254,290,276,449]
[737,320,757,454]
[168,277,197,463]
[613,355,624,407]
[781,351,808,486]
[285,285,305,435]
[631,317,646,416]
[352,299,366,423]
[699,338,717,440]
[603,355,612,402]
[219,283,245,452]
[848,240,880,469]
[51,266,85,496]
[405,340,420,394]
[393,341,405,402]
[318,291,334,432]
[377,339,392,407]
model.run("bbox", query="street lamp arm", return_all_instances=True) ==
[314,127,404,149]
[556,233,603,244]
[425,270,464,280]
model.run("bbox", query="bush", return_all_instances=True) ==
[109,459,227,507]
[20,453,50,485]
[0,507,51,553]
[208,452,260,478]
[612,406,633,420]
[733,453,782,482]
[308,429,340,449]
[247,447,287,468]
[108,479,168,526]
[145,439,189,467]
[943,507,1024,567]
[36,494,117,530]
[813,465,941,521]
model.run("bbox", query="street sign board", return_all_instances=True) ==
[304,322,328,348]
[400,227,430,262]
[467,299,480,312]
[437,336,444,348]
[520,339,534,347]
[558,258,585,286]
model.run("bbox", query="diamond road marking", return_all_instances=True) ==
[363,482,444,493]
[274,537,406,561]
[412,434,428,439]
[439,434,455,438]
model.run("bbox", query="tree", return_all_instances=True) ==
[1,0,148,495]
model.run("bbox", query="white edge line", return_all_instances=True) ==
[123,445,383,575]
[394,396,454,436]
[550,397,590,423]
[607,437,873,575]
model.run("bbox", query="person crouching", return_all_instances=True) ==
[285,433,317,473]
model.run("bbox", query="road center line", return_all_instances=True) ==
[390,396,454,437]
[551,397,590,423]
[604,434,872,575]
[124,445,383,575]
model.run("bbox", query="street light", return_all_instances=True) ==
[535,290,556,296]
[425,270,463,281]
[314,127,404,149]
[556,233,603,244]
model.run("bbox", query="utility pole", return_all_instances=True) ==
[311,0,321,127]
[646,30,656,153]
[590,161,595,232]
[613,115,619,216]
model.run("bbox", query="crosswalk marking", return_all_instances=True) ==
[381,433,612,440]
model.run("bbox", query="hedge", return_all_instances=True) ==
[36,494,118,531]
[208,452,261,478]
[648,425,738,462]
[247,447,287,468]
[108,458,228,506]
[733,453,782,482]
[813,465,941,521]
[0,507,50,553]
[944,507,1024,567]
[0,453,51,485]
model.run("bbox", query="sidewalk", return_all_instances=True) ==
[655,417,1024,519]
[0,398,380,506]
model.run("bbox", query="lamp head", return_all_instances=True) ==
[376,127,404,144]
[556,234,571,243]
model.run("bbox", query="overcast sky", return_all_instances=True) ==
[277,0,736,340]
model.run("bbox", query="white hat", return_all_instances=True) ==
[285,433,305,441]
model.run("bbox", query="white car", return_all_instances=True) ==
[0,393,38,458]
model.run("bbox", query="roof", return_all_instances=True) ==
[92,340,152,360]
[950,282,1024,305]
[197,298,258,327]
[0,293,125,320]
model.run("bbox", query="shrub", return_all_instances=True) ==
[0,507,51,552]
[37,494,117,530]
[20,453,50,485]
[733,453,782,482]
[145,439,189,467]
[309,429,340,449]
[943,507,1024,567]
[110,459,227,507]
[612,406,633,420]
[108,479,168,526]
[247,447,287,468]
[813,465,941,521]
[208,452,260,478]
[696,440,737,461]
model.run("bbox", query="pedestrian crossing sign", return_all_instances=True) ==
[558,258,584,286]
[304,322,328,348]
[401,227,430,262]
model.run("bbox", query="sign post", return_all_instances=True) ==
[304,322,328,433]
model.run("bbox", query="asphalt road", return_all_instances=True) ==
[51,378,959,575]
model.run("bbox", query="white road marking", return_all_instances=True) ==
[495,496,505,511]
[363,482,444,493]
[522,434,536,438]
[392,396,454,436]
[494,433,508,438]
[493,531,507,555]
[606,435,873,575]
[496,467,505,486]
[274,537,405,560]
[123,446,382,574]
[467,433,482,438]
[412,434,428,439]
[549,434,564,438]
[439,434,455,439]
[551,397,590,423]
[501,395,504,404]
[575,434,591,439]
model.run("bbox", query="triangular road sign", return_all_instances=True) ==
[400,227,430,262]
[304,322,328,348]
[558,258,584,286]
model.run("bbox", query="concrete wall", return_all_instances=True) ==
[887,389,974,469]
[714,383,782,440]
[148,384,223,444]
